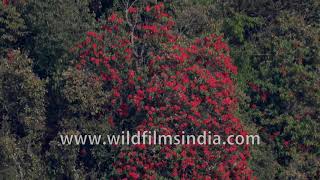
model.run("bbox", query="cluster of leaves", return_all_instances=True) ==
[1,0,114,179]
[240,13,320,179]
[0,51,46,179]
[45,67,113,179]
[0,2,26,55]
[16,0,95,77]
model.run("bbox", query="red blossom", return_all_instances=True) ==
[128,172,140,179]
[142,25,159,33]
[2,0,9,6]
[128,7,138,14]
[74,2,253,179]
[145,5,151,12]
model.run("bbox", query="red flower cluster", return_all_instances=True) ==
[2,0,9,6]
[75,3,253,179]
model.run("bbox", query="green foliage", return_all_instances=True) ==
[45,67,113,178]
[0,3,26,54]
[219,0,320,23]
[238,11,320,179]
[223,13,261,44]
[0,51,47,179]
[173,1,213,37]
[21,0,96,77]
[172,0,223,38]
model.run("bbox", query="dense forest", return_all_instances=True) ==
[0,0,319,179]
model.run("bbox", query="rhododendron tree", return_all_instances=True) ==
[74,2,253,179]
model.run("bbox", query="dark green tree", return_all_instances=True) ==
[21,0,96,77]
[45,67,113,179]
[0,51,47,179]
[0,3,26,55]
[241,12,320,178]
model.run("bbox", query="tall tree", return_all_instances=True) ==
[21,0,96,77]
[0,2,26,55]
[0,51,47,179]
